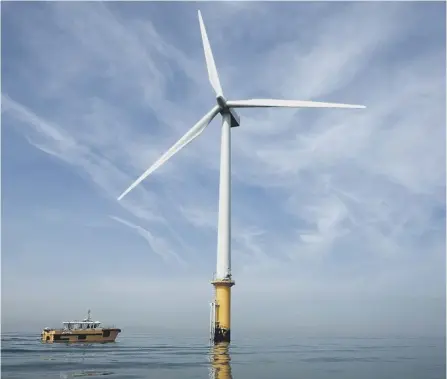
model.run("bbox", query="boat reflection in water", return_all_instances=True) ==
[209,342,233,379]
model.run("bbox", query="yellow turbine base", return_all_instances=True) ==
[211,278,235,343]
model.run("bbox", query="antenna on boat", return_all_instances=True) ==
[87,309,91,321]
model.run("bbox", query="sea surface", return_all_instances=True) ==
[1,332,445,379]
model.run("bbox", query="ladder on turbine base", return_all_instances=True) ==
[209,301,217,343]
[209,284,218,344]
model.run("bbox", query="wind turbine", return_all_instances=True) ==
[117,10,366,344]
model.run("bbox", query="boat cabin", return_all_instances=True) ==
[62,310,101,330]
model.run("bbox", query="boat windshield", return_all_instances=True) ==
[63,322,101,330]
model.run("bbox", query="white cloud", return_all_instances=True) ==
[109,215,186,266]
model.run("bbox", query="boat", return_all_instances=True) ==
[41,310,121,343]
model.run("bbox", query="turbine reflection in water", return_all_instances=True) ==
[209,342,233,379]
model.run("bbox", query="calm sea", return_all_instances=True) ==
[1,332,445,379]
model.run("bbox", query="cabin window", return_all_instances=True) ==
[78,335,87,340]
[102,330,110,338]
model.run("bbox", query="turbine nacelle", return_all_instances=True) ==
[217,95,240,128]
[224,107,241,128]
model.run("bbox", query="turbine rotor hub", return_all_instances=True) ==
[216,95,228,109]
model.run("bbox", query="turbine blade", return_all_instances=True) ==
[117,106,220,201]
[198,10,223,97]
[226,99,366,109]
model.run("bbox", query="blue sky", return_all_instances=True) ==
[1,2,445,336]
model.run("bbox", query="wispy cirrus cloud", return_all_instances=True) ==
[109,215,186,266]
[1,2,444,335]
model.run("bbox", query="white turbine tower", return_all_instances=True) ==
[117,10,366,344]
